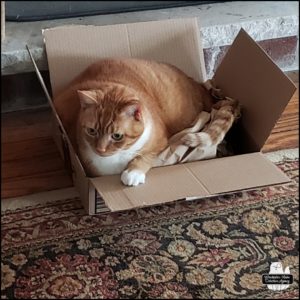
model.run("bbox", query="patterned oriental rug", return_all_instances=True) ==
[1,149,299,299]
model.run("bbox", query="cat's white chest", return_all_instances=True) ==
[84,146,135,175]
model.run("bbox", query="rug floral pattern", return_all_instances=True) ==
[1,158,299,299]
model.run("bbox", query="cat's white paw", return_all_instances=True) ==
[121,169,146,186]
[181,132,212,148]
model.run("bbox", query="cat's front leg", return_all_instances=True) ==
[121,155,153,186]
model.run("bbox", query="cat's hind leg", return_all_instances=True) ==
[181,99,240,148]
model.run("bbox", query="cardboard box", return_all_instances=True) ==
[28,18,296,215]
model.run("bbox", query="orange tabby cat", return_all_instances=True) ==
[53,58,238,186]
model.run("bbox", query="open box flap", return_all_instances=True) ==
[42,18,206,97]
[26,45,86,176]
[213,29,297,152]
[91,152,291,212]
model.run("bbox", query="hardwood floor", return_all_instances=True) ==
[1,109,73,198]
[262,90,299,152]
[1,74,298,199]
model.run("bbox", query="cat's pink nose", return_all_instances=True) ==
[96,147,106,154]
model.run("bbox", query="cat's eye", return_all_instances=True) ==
[86,127,97,136]
[111,133,123,141]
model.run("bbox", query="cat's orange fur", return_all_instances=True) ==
[53,58,237,185]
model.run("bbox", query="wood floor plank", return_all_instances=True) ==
[1,107,53,143]
[1,107,51,128]
[1,123,52,144]
[2,155,65,179]
[262,129,298,152]
[1,170,73,199]
[2,137,59,162]
[262,87,298,152]
[1,108,72,198]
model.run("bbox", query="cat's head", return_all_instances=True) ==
[77,87,145,156]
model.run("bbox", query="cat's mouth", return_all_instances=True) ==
[94,149,115,157]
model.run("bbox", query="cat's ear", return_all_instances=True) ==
[77,90,98,109]
[121,100,142,121]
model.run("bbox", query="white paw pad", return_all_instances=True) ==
[121,169,146,186]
